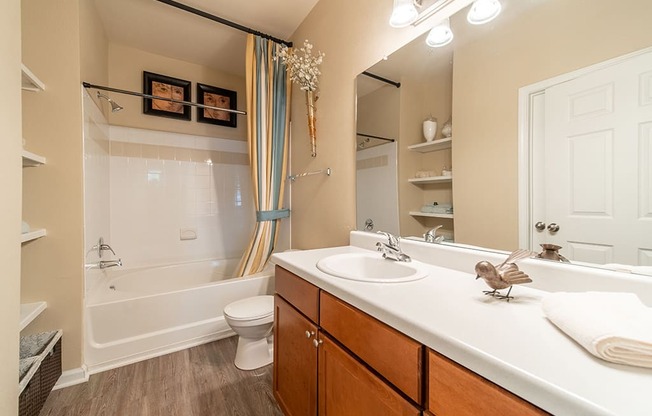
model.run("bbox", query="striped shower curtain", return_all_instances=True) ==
[235,34,291,277]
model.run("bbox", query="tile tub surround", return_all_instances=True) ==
[271,231,652,416]
[108,126,255,268]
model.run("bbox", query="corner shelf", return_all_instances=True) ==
[22,150,46,167]
[407,137,452,153]
[409,211,454,219]
[20,302,47,331]
[21,64,45,92]
[408,175,452,184]
[21,229,47,243]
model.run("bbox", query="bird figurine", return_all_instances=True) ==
[475,249,534,301]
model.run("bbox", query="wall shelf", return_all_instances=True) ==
[407,138,452,153]
[21,229,47,243]
[21,64,45,92]
[20,302,47,331]
[22,150,46,167]
[409,211,454,219]
[408,175,452,184]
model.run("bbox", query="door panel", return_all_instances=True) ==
[273,295,318,416]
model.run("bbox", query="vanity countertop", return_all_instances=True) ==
[271,243,652,416]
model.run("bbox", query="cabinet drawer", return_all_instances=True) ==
[275,266,320,323]
[428,350,548,416]
[320,291,423,404]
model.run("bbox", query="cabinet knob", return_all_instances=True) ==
[305,330,315,339]
[313,338,323,348]
[534,221,546,231]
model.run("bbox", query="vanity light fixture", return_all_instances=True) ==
[467,0,502,25]
[389,0,421,28]
[425,18,454,48]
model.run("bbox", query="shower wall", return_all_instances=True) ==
[108,126,255,268]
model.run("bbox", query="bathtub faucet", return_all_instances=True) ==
[99,259,122,269]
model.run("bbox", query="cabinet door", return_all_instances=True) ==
[273,295,318,416]
[318,333,420,416]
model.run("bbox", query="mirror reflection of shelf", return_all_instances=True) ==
[20,302,47,331]
[409,211,454,219]
[408,175,452,184]
[21,64,45,92]
[21,229,47,243]
[22,150,46,167]
[407,137,452,153]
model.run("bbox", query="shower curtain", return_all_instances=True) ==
[235,34,291,277]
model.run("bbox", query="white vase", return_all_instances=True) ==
[423,117,437,142]
[442,117,452,138]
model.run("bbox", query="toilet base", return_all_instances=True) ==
[234,336,273,370]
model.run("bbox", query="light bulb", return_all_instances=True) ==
[467,0,502,25]
[426,18,454,48]
[389,0,418,28]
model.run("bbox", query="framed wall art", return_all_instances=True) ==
[143,71,191,121]
[196,83,237,128]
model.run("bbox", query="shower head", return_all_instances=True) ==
[96,91,124,112]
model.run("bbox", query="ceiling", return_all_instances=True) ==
[93,0,320,77]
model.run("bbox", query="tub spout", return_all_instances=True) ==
[99,259,122,269]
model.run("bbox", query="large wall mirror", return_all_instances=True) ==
[356,0,652,274]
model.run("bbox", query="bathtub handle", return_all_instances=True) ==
[305,330,315,339]
[94,237,117,258]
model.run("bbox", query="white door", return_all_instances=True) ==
[537,51,652,265]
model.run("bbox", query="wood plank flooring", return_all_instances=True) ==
[39,336,283,416]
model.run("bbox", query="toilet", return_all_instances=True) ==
[224,295,274,370]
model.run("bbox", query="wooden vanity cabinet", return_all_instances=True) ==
[427,350,549,416]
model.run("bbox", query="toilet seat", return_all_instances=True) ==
[224,295,274,321]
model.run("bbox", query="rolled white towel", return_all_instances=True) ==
[542,292,652,368]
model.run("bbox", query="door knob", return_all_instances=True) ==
[305,330,315,339]
[547,223,560,232]
[535,222,546,231]
[313,338,323,348]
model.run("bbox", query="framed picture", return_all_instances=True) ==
[143,71,191,120]
[196,83,237,128]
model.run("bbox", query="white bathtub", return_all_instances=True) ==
[85,258,274,374]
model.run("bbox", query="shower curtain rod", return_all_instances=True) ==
[82,82,247,116]
[155,0,293,48]
[357,133,395,142]
[361,71,401,88]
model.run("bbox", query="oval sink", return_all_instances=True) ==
[316,253,427,283]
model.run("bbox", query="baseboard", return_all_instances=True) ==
[54,365,89,390]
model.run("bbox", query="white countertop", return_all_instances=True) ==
[271,241,652,416]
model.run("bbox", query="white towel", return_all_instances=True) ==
[541,292,652,368]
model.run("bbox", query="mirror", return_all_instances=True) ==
[356,0,652,273]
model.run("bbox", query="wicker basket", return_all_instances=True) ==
[19,331,62,416]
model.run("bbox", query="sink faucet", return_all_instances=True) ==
[376,231,411,262]
[425,225,445,243]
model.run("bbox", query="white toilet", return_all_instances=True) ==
[224,295,274,370]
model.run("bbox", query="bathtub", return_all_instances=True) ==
[85,258,274,374]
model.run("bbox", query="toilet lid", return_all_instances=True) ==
[224,295,274,320]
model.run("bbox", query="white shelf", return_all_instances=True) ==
[409,211,454,219]
[21,229,46,243]
[22,150,46,167]
[408,175,452,184]
[21,64,45,92]
[407,137,452,153]
[19,302,47,331]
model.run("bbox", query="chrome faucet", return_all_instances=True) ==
[99,259,122,269]
[425,225,445,244]
[376,231,411,262]
[93,237,116,258]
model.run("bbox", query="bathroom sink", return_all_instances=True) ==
[316,253,428,283]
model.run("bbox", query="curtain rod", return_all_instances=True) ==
[82,82,247,115]
[155,0,293,48]
[361,71,401,88]
[357,133,395,142]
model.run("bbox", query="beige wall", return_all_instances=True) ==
[0,0,22,412]
[289,0,467,248]
[452,0,652,250]
[80,0,110,115]
[21,0,87,371]
[108,43,247,141]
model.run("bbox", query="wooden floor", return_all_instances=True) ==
[40,337,283,416]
